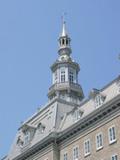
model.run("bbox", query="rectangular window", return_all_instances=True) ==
[54,71,58,83]
[84,139,90,156]
[61,70,65,82]
[63,153,68,160]
[24,130,30,145]
[73,146,79,160]
[95,95,104,108]
[96,133,103,150]
[73,110,81,122]
[108,126,116,144]
[112,155,118,160]
[69,71,74,83]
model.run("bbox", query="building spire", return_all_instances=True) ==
[58,16,71,56]
[61,20,67,37]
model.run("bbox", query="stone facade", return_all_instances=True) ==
[3,22,120,160]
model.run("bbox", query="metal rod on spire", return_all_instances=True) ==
[61,12,67,24]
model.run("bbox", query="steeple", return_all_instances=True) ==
[58,20,71,57]
[61,21,67,37]
[48,20,84,104]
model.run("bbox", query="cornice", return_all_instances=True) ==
[51,60,80,72]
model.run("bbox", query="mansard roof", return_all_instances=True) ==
[5,75,120,160]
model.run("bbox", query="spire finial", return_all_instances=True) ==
[61,12,67,37]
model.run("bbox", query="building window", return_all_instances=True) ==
[111,155,118,160]
[61,69,65,82]
[73,146,79,160]
[73,110,82,122]
[84,139,91,156]
[24,130,31,145]
[96,133,103,150]
[69,71,74,83]
[63,153,68,160]
[94,94,105,108]
[108,126,116,144]
[37,123,45,133]
[54,71,58,83]
[62,39,65,45]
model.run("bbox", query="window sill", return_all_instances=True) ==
[96,146,103,151]
[84,153,91,157]
[109,139,117,145]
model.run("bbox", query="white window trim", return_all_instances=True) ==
[96,132,103,151]
[24,130,31,146]
[94,94,104,108]
[73,109,82,123]
[63,152,68,160]
[108,125,117,145]
[111,154,118,160]
[84,139,91,157]
[73,145,79,160]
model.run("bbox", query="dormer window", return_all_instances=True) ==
[73,109,83,122]
[21,124,35,147]
[37,123,45,133]
[94,94,105,108]
[24,130,31,145]
[89,89,106,108]
[16,136,24,147]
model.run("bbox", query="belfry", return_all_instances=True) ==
[48,20,84,104]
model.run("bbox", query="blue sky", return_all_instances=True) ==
[0,0,120,158]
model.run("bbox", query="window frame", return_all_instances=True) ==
[73,109,82,122]
[24,130,31,145]
[111,154,118,160]
[60,68,66,83]
[84,139,91,157]
[94,94,104,108]
[73,145,79,160]
[96,132,103,151]
[69,71,74,83]
[63,152,68,160]
[108,125,117,144]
